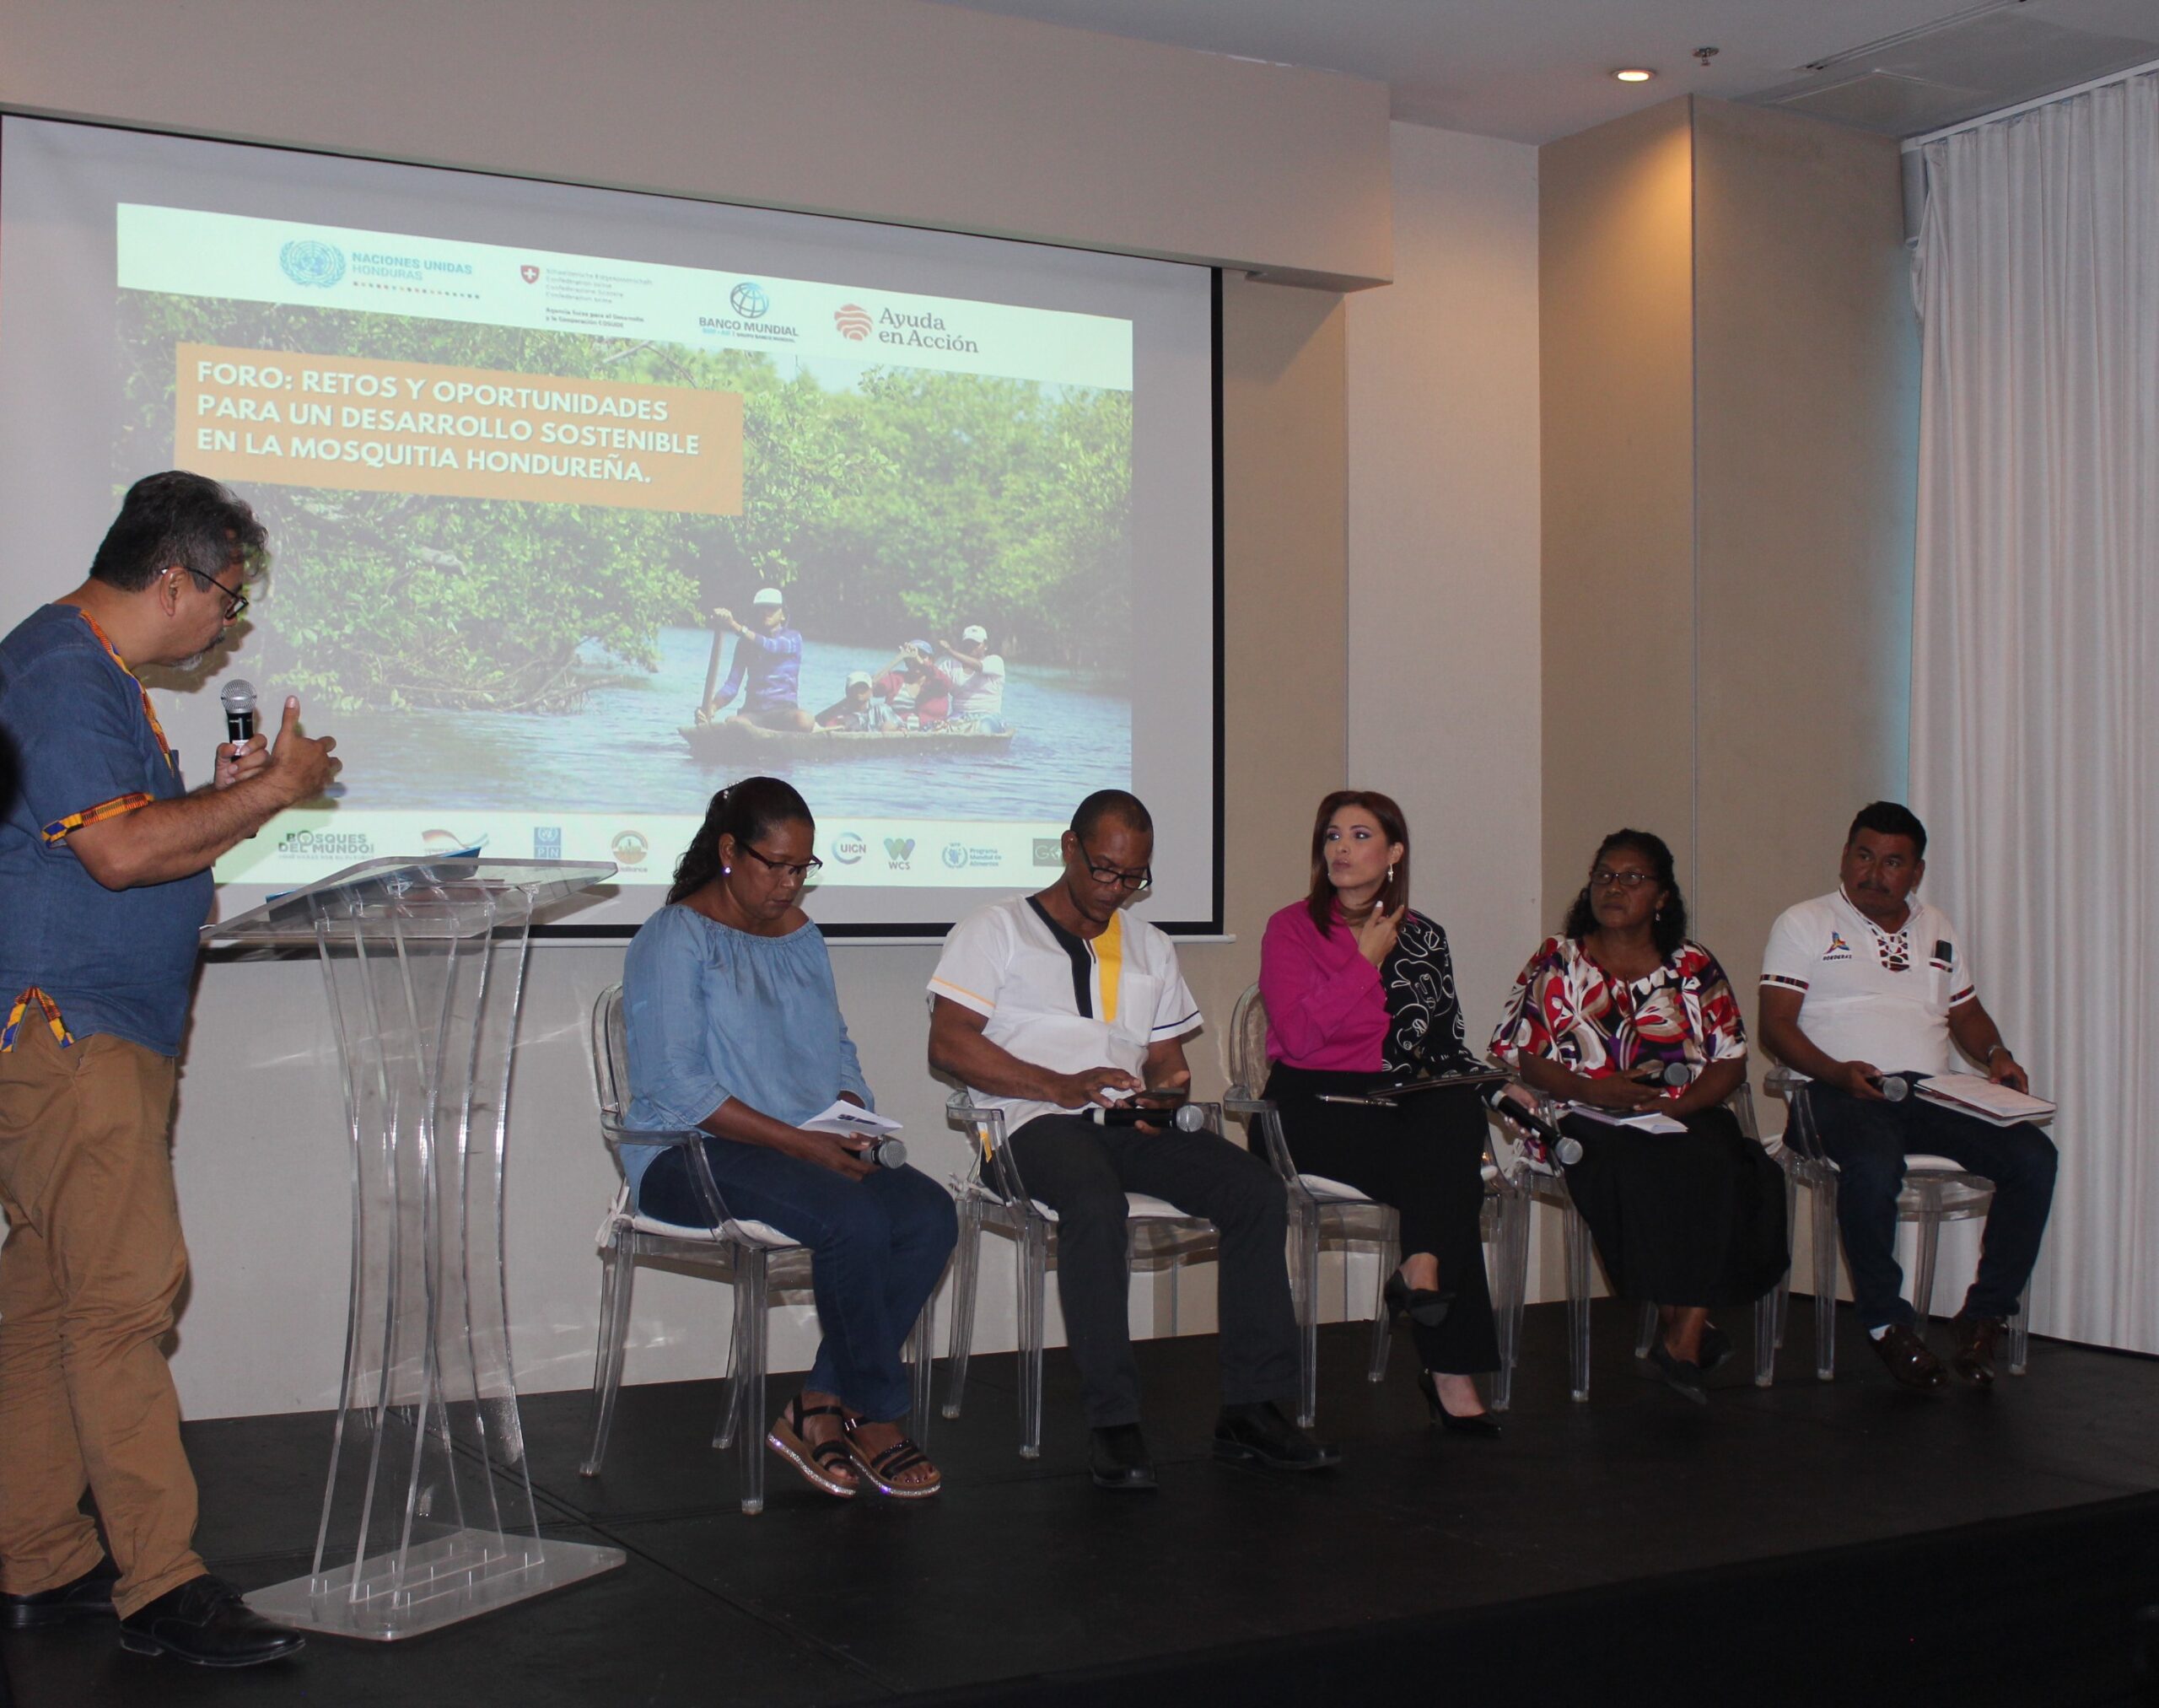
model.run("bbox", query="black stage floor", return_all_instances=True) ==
[5,1299,2156,1708]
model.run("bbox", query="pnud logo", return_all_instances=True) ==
[834,304,873,342]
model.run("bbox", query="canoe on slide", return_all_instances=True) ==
[678,721,1019,763]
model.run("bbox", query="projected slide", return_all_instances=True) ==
[0,119,1217,932]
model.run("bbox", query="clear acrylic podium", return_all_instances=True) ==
[204,858,624,1641]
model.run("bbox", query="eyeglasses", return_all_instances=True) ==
[186,568,250,622]
[1590,868,1655,891]
[738,843,823,880]
[1080,846,1152,892]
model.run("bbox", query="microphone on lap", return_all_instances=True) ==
[863,1134,909,1169]
[1482,1083,1583,1167]
[1866,1074,1911,1102]
[219,678,256,756]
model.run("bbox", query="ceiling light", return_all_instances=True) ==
[1613,68,1656,83]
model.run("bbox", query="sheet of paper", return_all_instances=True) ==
[1914,1075,2055,1126]
[1564,1103,1688,1135]
[800,1099,902,1137]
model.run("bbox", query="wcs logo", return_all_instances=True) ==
[883,837,915,870]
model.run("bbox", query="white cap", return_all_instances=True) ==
[845,671,872,689]
[961,624,988,644]
[752,586,785,608]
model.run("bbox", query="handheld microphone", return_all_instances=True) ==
[1866,1074,1911,1102]
[864,1134,908,1169]
[219,678,257,755]
[1100,1098,1207,1131]
[1661,1061,1693,1087]
[1482,1084,1583,1166]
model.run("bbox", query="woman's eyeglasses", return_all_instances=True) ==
[1590,868,1654,891]
[739,843,824,880]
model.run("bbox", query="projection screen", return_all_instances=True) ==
[0,116,1221,935]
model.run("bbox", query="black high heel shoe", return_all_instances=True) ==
[1417,1370,1504,1438]
[1383,1270,1454,1329]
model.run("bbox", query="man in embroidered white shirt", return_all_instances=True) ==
[1759,802,2056,1392]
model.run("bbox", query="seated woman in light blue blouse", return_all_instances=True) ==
[624,776,956,1500]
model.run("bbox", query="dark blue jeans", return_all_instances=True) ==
[1807,1080,2057,1331]
[638,1138,956,1421]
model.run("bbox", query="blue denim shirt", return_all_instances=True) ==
[713,626,802,714]
[0,605,213,1057]
[620,904,871,1201]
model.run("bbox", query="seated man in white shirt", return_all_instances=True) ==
[1758,801,2056,1391]
[928,789,1335,1490]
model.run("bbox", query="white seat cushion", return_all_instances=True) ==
[1298,1172,1376,1203]
[597,1187,798,1249]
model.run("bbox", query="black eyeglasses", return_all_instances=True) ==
[1590,867,1654,891]
[1080,846,1151,892]
[738,843,823,880]
[187,568,250,622]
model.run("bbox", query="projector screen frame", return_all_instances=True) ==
[0,115,1229,943]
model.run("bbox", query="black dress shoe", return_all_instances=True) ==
[1383,1270,1454,1329]
[1416,1370,1503,1437]
[1212,1402,1340,1472]
[1696,1323,1735,1376]
[117,1575,304,1668]
[1089,1424,1157,1491]
[1871,1322,1949,1392]
[2,1554,118,1630]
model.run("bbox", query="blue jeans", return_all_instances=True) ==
[638,1139,956,1421]
[1808,1080,2057,1331]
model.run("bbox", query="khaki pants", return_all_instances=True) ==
[0,1023,204,1617]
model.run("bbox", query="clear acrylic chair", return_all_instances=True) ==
[1765,1064,2029,1380]
[580,984,934,1514]
[1219,983,1529,1424]
[1497,1078,1789,1400]
[940,1092,1222,1458]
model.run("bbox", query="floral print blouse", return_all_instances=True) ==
[1490,935,1747,1086]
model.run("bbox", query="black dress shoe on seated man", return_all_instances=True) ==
[1212,1402,1340,1472]
[1870,1322,1949,1391]
[117,1574,305,1668]
[1,1554,118,1630]
[1090,1424,1158,1491]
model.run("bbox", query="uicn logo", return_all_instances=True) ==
[833,304,873,342]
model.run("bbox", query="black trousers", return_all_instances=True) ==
[1002,1115,1300,1429]
[1263,1064,1501,1375]
[1557,1105,1790,1309]
[1806,1080,2057,1331]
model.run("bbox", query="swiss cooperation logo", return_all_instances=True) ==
[278,240,346,288]
[730,282,770,320]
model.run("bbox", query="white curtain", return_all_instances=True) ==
[1911,69,2159,1354]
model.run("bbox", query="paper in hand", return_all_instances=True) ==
[801,1100,902,1139]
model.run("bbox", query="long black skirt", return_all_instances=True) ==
[1263,1061,1501,1376]
[1557,1105,1788,1308]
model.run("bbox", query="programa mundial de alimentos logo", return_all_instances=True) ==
[279,240,346,288]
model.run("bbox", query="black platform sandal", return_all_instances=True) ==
[842,1419,943,1500]
[767,1396,859,1497]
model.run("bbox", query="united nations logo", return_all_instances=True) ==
[730,282,770,320]
[278,240,346,288]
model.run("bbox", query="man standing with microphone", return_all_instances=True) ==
[0,472,340,1667]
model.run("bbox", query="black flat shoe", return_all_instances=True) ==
[1089,1424,1158,1491]
[1648,1339,1709,1405]
[2,1554,118,1630]
[1383,1270,1454,1329]
[1416,1370,1503,1436]
[1213,1403,1340,1472]
[1697,1323,1735,1376]
[117,1575,304,1668]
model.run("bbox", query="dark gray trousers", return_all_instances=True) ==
[1004,1114,1300,1428]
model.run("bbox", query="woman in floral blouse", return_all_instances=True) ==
[1493,829,1787,1400]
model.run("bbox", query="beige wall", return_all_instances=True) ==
[0,0,1391,289]
[1538,102,1699,913]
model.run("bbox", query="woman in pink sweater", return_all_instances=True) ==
[1257,789,1501,1435]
